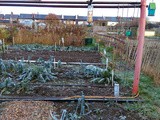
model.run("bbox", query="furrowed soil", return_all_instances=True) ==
[0,50,101,63]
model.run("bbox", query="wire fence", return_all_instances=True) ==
[98,34,160,85]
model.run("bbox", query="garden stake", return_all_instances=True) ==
[106,58,108,70]
[112,70,114,86]
[2,39,5,54]
[12,37,15,45]
[103,49,106,56]
[54,42,56,51]
[6,45,8,53]
[59,39,61,46]
[62,37,64,47]
[98,42,100,51]
[54,58,56,69]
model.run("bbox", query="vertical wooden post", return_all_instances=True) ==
[2,39,5,53]
[55,42,57,51]
[132,0,146,95]
[12,37,15,45]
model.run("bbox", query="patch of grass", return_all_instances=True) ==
[96,36,160,119]
[123,74,160,120]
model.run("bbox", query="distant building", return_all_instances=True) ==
[145,31,155,36]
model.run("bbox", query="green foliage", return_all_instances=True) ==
[130,27,138,38]
[98,41,105,48]
[84,65,104,78]
[50,92,91,120]
[18,64,57,83]
[75,92,90,116]
[57,60,62,68]
[11,44,98,52]
[0,57,57,94]
[105,46,113,52]
[0,59,6,72]
[84,65,121,84]
[155,29,160,37]
[0,77,15,95]
[16,79,30,94]
[0,28,10,39]
[0,59,26,75]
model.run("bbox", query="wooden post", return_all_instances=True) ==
[2,39,5,53]
[54,58,56,69]
[62,37,64,47]
[112,70,114,86]
[55,42,56,51]
[106,58,108,70]
[12,37,15,45]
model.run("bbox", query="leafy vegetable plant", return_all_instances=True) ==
[84,65,121,84]
[0,77,15,95]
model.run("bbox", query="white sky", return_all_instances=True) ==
[0,0,159,22]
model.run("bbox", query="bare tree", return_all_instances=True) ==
[45,13,60,31]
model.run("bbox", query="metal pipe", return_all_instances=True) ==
[0,98,142,102]
[0,1,88,4]
[64,92,139,100]
[0,1,141,5]
[28,83,110,88]
[0,3,141,8]
[132,0,146,95]
[92,2,141,5]
[0,4,88,8]
[0,92,140,102]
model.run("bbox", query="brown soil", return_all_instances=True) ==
[0,101,143,120]
[0,50,101,63]
[0,101,55,120]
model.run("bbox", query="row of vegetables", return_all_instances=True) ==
[0,56,58,94]
[0,44,121,95]
[10,44,98,52]
[0,57,121,95]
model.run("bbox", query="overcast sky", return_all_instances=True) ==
[0,0,159,22]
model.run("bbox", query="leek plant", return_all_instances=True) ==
[50,92,91,120]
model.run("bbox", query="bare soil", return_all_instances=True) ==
[1,50,101,63]
[0,101,143,120]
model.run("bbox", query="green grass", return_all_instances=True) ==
[123,74,160,120]
[97,39,160,119]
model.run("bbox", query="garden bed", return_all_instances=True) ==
[0,45,144,120]
[0,100,143,120]
[0,50,101,63]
